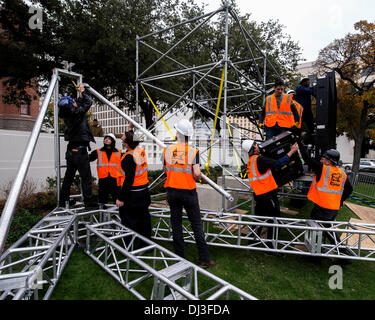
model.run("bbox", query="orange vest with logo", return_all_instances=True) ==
[264,94,295,128]
[307,164,347,210]
[96,149,122,179]
[247,155,278,195]
[164,143,199,190]
[117,147,149,187]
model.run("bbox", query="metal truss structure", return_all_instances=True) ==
[85,219,256,300]
[149,207,375,262]
[2,1,375,301]
[0,205,256,300]
[135,2,283,203]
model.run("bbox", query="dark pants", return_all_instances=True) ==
[167,188,210,263]
[119,188,152,240]
[310,205,340,245]
[98,176,119,204]
[60,149,95,206]
[265,124,288,140]
[254,192,280,242]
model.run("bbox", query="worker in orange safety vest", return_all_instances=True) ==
[259,79,300,140]
[298,140,353,261]
[116,130,151,240]
[89,133,121,207]
[243,139,299,245]
[163,119,216,269]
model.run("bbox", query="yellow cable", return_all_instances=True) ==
[205,67,225,174]
[140,83,175,140]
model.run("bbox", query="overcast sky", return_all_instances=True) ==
[201,0,375,62]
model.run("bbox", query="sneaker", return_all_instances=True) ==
[199,260,216,269]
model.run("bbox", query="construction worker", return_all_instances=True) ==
[298,141,353,254]
[294,78,316,136]
[89,133,121,207]
[163,119,216,269]
[259,79,300,140]
[242,139,299,245]
[58,83,98,209]
[116,130,151,240]
[287,89,303,137]
[90,119,104,137]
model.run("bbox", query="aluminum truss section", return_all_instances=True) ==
[0,208,77,300]
[85,220,257,300]
[149,207,375,262]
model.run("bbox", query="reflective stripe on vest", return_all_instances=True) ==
[96,149,122,179]
[164,144,198,190]
[247,155,278,195]
[117,147,148,187]
[264,94,294,128]
[307,165,347,210]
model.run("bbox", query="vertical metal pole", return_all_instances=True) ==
[192,66,196,148]
[136,35,140,124]
[0,72,58,255]
[221,4,230,211]
[53,70,61,204]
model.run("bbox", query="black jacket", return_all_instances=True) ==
[59,92,95,145]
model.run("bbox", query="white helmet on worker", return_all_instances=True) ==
[174,119,194,137]
[242,139,255,153]
[104,133,116,142]
[287,89,296,95]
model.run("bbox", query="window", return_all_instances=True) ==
[20,104,30,115]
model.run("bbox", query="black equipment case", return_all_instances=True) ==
[258,131,304,187]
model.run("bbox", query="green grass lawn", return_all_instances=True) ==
[50,196,375,300]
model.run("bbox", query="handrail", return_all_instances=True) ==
[0,71,58,255]
[87,86,234,202]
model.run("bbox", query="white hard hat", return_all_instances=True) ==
[174,119,194,137]
[104,133,116,142]
[242,140,255,153]
[287,90,296,95]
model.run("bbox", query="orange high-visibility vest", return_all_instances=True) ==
[164,143,199,190]
[247,155,278,195]
[290,94,304,129]
[294,100,303,129]
[96,149,122,179]
[264,94,295,128]
[117,147,149,187]
[307,164,347,210]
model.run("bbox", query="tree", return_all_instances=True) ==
[0,0,301,130]
[316,20,375,173]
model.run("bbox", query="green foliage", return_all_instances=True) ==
[0,0,301,129]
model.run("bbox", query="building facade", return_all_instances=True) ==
[0,78,40,131]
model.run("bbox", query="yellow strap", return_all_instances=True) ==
[72,80,80,91]
[140,83,175,140]
[205,67,225,174]
[226,118,243,178]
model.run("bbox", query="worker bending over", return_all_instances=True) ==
[163,119,216,269]
[242,139,299,245]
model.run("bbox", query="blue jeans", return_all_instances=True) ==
[265,125,288,140]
